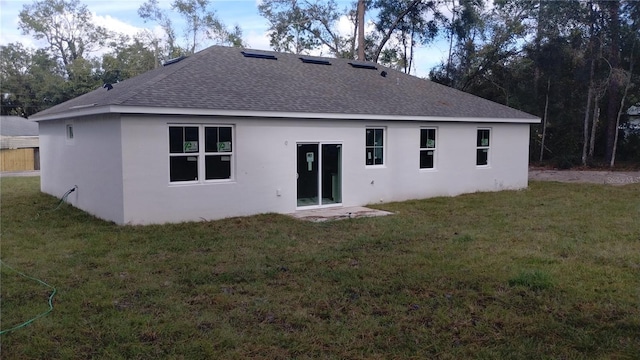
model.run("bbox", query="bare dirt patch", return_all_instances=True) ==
[529,169,640,186]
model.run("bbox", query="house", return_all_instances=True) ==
[30,46,539,225]
[0,116,40,172]
[626,105,640,136]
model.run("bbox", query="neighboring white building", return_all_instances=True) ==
[626,105,640,135]
[30,46,539,225]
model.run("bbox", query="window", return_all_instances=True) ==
[476,128,490,166]
[65,121,75,144]
[169,125,233,183]
[365,128,384,165]
[66,124,74,139]
[204,126,232,180]
[420,128,436,169]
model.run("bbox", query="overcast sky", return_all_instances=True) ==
[0,0,449,77]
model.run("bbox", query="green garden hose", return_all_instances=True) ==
[0,260,56,335]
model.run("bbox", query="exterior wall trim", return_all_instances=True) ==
[31,105,541,124]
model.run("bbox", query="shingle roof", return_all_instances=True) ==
[0,116,39,136]
[31,46,538,122]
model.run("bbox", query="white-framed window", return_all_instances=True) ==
[476,128,490,166]
[420,128,436,169]
[168,125,233,183]
[365,128,384,165]
[65,121,74,144]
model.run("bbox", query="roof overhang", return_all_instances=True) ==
[30,105,541,124]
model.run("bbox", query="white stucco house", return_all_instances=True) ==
[30,46,539,225]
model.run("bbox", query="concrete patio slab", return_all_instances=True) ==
[290,206,393,222]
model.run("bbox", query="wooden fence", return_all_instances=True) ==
[0,148,38,172]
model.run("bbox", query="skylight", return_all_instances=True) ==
[299,57,331,65]
[348,62,377,70]
[241,51,277,60]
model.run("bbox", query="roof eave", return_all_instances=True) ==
[30,105,541,124]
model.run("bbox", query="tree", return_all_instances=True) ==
[18,0,112,79]
[258,0,442,73]
[258,0,347,56]
[138,0,245,60]
[101,33,158,84]
[602,0,623,164]
[371,0,441,67]
[0,43,66,116]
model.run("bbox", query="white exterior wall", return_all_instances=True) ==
[119,116,530,225]
[39,115,124,223]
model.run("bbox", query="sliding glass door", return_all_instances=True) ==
[297,143,341,207]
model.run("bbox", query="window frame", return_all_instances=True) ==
[476,128,491,167]
[65,120,75,145]
[365,127,385,166]
[419,127,437,170]
[168,124,234,184]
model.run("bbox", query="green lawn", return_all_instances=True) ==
[1,177,639,359]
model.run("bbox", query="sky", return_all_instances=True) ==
[0,0,450,77]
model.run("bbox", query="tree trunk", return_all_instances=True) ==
[604,1,621,164]
[610,81,627,167]
[539,78,550,162]
[610,41,635,167]
[357,0,365,60]
[589,105,599,158]
[446,0,456,82]
[581,87,593,166]
[372,0,421,63]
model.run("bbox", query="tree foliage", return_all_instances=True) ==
[0,43,66,116]
[138,0,245,59]
[430,0,640,167]
[18,0,113,79]
[3,0,639,166]
[3,0,248,117]
[257,0,443,72]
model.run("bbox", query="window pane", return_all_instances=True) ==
[427,129,436,148]
[219,127,232,144]
[476,149,489,166]
[206,155,232,179]
[477,129,490,147]
[184,127,199,152]
[374,129,383,146]
[185,127,198,141]
[366,129,375,146]
[421,129,436,148]
[170,156,198,181]
[365,148,374,165]
[169,127,183,153]
[205,127,218,152]
[373,147,383,165]
[420,150,434,169]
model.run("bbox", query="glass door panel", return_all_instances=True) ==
[297,144,319,207]
[321,144,341,204]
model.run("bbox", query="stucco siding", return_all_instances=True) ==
[119,116,530,225]
[39,115,124,223]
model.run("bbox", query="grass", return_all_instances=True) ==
[1,177,639,359]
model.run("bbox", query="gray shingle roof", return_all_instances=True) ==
[31,46,538,121]
[0,116,39,136]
